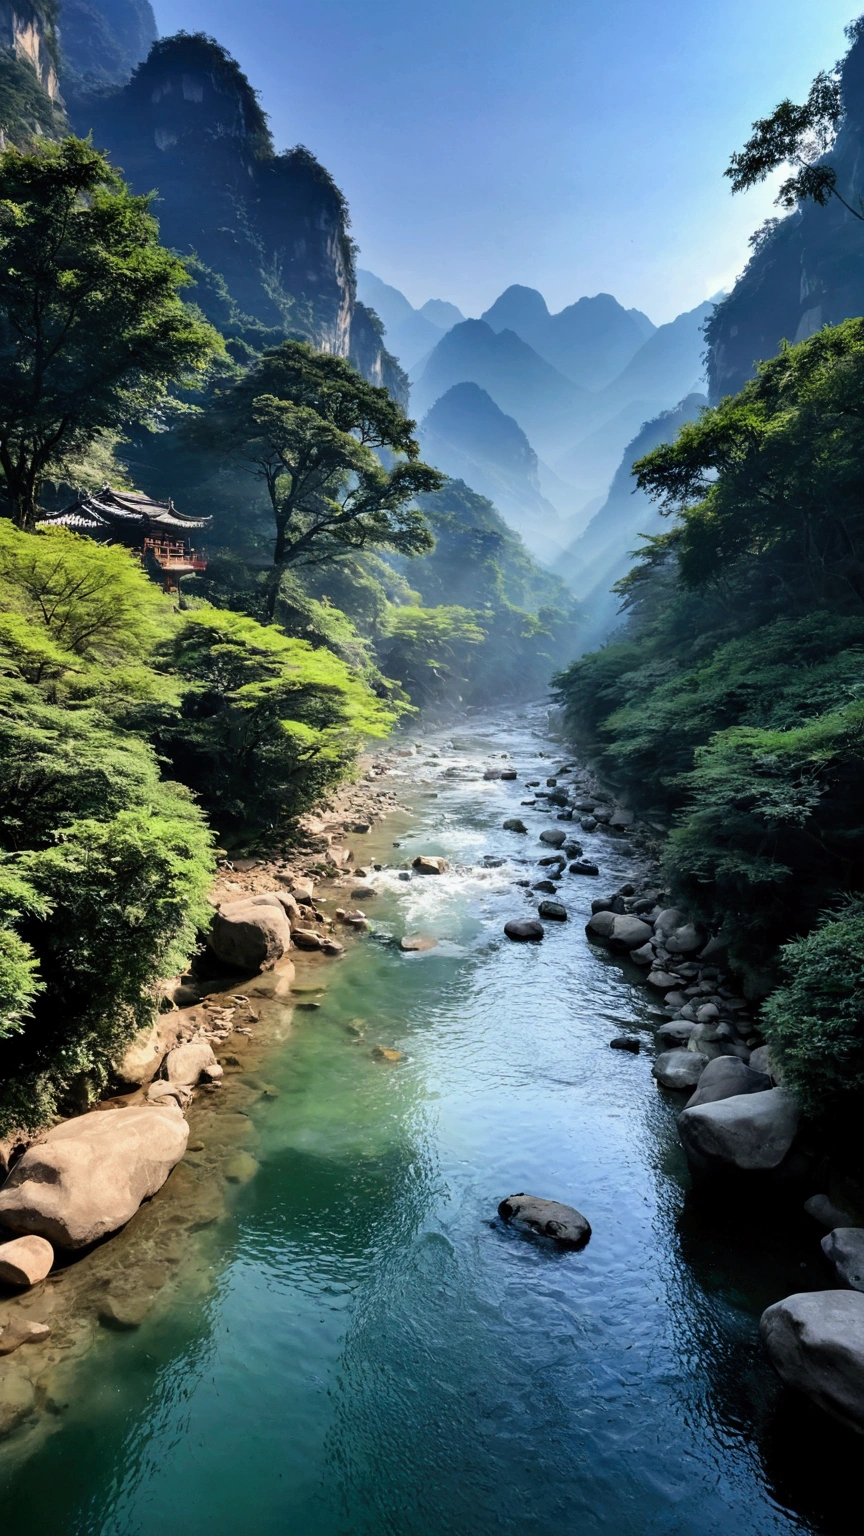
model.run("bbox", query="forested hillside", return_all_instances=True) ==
[0,25,580,1132]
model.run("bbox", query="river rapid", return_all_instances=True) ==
[0,705,858,1534]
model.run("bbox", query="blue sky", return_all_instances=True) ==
[153,0,856,323]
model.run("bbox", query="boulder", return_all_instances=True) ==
[587,910,616,940]
[292,927,324,950]
[748,1045,779,1080]
[321,938,346,957]
[696,1003,720,1023]
[0,1104,189,1249]
[665,923,705,955]
[539,829,567,848]
[684,1056,771,1109]
[503,819,527,833]
[538,900,567,921]
[113,1013,181,1091]
[275,891,302,923]
[400,933,438,952]
[504,920,544,942]
[569,860,599,876]
[350,886,377,899]
[209,898,291,973]
[630,942,654,966]
[412,856,448,875]
[498,1193,591,1249]
[760,1290,864,1434]
[686,1022,726,1061]
[163,1040,217,1087]
[610,1036,640,1053]
[678,1086,799,1172]
[822,1228,864,1292]
[608,915,654,952]
[532,879,558,894]
[0,1234,53,1287]
[652,1049,709,1090]
[500,769,517,781]
[654,907,687,936]
[805,1193,858,1230]
[656,1021,696,1049]
[646,970,678,990]
[609,809,634,830]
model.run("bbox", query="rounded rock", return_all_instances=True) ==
[0,1234,54,1288]
[504,920,544,942]
[498,1193,590,1249]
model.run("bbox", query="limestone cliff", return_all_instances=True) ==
[70,33,401,388]
[707,30,864,401]
[58,0,157,89]
[0,1,58,98]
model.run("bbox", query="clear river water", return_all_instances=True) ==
[0,707,858,1535]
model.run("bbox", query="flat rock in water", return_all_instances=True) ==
[821,1228,864,1291]
[569,860,599,876]
[292,928,323,950]
[504,920,544,942]
[372,1047,403,1063]
[498,1193,591,1249]
[412,856,448,875]
[400,933,438,952]
[0,1104,188,1249]
[610,1037,640,1053]
[652,1048,708,1090]
[0,1235,53,1288]
[761,1290,864,1434]
[538,900,567,921]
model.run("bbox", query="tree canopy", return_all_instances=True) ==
[0,136,220,528]
[189,340,441,613]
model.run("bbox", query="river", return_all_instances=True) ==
[0,706,857,1534]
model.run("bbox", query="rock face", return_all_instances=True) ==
[652,1049,708,1090]
[761,1290,864,1435]
[678,1087,799,1172]
[209,897,291,972]
[0,1234,54,1287]
[0,1105,189,1249]
[498,1193,591,1249]
[504,919,544,942]
[822,1229,864,1292]
[412,855,448,875]
[684,1056,771,1109]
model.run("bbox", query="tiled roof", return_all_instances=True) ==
[41,484,210,533]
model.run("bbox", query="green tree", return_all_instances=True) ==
[189,341,441,615]
[0,136,220,529]
[726,16,864,219]
[376,605,485,709]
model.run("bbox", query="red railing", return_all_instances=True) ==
[143,538,207,573]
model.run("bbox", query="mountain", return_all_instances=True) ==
[481,285,655,388]
[419,298,464,329]
[356,270,464,371]
[561,392,707,645]
[0,2,63,141]
[58,0,157,88]
[69,34,403,397]
[706,30,864,400]
[418,383,566,561]
[411,319,588,459]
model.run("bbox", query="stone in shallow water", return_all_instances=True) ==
[652,1049,708,1090]
[372,1047,403,1063]
[412,855,448,875]
[0,1317,51,1355]
[498,1194,591,1249]
[821,1228,864,1291]
[504,920,544,942]
[538,900,567,921]
[538,829,566,848]
[400,934,438,952]
[678,1086,799,1171]
[610,1037,640,1053]
[0,1235,53,1288]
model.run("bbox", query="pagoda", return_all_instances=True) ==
[41,485,210,589]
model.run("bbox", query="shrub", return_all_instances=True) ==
[762,901,864,1118]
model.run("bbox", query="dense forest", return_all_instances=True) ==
[554,20,864,1147]
[0,27,579,1132]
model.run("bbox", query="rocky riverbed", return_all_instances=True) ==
[0,706,862,1530]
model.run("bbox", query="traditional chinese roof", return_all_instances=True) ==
[41,485,210,539]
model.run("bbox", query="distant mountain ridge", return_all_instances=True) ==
[481,284,655,389]
[356,269,464,371]
[419,383,565,561]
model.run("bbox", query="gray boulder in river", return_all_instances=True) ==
[608,915,654,951]
[684,1056,771,1109]
[504,919,544,942]
[0,1105,188,1249]
[678,1086,799,1171]
[209,895,291,972]
[761,1290,864,1434]
[652,1049,708,1090]
[498,1193,591,1249]
[822,1228,864,1292]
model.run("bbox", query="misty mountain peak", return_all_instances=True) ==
[481,285,551,335]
